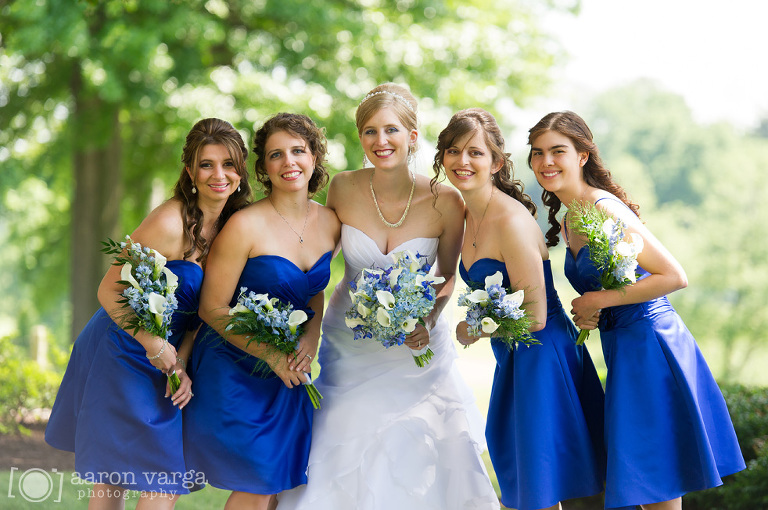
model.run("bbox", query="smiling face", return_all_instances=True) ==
[442,130,501,192]
[264,130,316,193]
[359,107,418,171]
[529,130,588,196]
[187,143,241,203]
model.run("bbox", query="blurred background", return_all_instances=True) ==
[2,0,767,507]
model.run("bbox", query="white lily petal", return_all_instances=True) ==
[602,218,616,236]
[389,268,403,288]
[162,267,178,293]
[402,317,418,333]
[229,303,249,316]
[345,317,365,329]
[120,263,141,289]
[465,289,490,304]
[288,310,308,334]
[616,241,634,257]
[481,317,500,334]
[376,290,396,309]
[148,292,167,328]
[504,289,525,308]
[376,307,392,327]
[485,271,504,289]
[153,250,167,273]
[358,302,371,318]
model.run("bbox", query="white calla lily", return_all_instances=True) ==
[228,303,249,316]
[484,271,504,289]
[162,267,178,293]
[376,307,392,327]
[345,317,366,329]
[465,289,490,305]
[602,218,617,236]
[402,317,419,333]
[376,290,396,309]
[615,241,634,257]
[415,274,446,286]
[153,250,167,275]
[503,289,525,308]
[121,263,141,289]
[481,317,500,334]
[147,292,168,328]
[357,302,372,317]
[288,310,308,334]
[388,268,403,288]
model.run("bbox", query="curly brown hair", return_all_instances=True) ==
[172,118,252,267]
[527,111,640,248]
[433,108,536,217]
[252,113,329,196]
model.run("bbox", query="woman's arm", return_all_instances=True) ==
[288,291,324,374]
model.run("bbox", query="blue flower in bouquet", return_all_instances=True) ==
[225,288,322,409]
[345,250,445,367]
[457,271,538,350]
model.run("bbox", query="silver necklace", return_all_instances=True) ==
[269,197,309,244]
[369,169,416,229]
[471,188,494,248]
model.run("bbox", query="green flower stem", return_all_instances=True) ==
[412,347,434,368]
[168,370,181,394]
[575,329,590,346]
[304,383,323,410]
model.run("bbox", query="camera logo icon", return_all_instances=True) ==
[7,467,64,503]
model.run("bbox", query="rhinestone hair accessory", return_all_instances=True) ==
[359,90,416,113]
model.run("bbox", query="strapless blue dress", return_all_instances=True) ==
[46,260,203,493]
[565,217,745,507]
[183,252,332,494]
[460,258,606,510]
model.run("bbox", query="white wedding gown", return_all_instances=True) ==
[278,224,499,510]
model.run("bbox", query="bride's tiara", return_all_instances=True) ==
[359,90,416,113]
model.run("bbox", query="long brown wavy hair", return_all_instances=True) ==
[252,113,329,196]
[527,111,639,248]
[172,118,252,266]
[433,108,536,217]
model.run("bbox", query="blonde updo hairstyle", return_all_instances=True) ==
[355,83,419,156]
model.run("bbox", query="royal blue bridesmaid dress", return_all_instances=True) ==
[46,260,203,493]
[564,197,745,508]
[460,258,606,510]
[183,252,331,494]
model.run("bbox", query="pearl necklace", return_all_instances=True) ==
[369,169,416,229]
[269,196,309,244]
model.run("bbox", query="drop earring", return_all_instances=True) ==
[237,185,241,192]
[191,185,197,194]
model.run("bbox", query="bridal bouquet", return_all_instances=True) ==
[457,271,538,350]
[567,200,645,345]
[345,250,445,367]
[102,235,182,393]
[225,288,322,409]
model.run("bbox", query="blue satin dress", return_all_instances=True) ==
[460,258,606,510]
[46,260,203,493]
[564,198,745,508]
[183,252,332,494]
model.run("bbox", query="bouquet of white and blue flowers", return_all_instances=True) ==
[102,235,182,393]
[225,288,322,409]
[345,250,446,367]
[566,200,645,345]
[457,271,539,350]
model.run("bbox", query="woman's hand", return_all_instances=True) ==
[167,366,194,409]
[269,353,308,389]
[146,337,178,373]
[456,321,480,347]
[571,292,602,330]
[288,333,319,373]
[404,322,430,350]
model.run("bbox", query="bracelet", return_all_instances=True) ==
[176,357,187,371]
[146,339,168,360]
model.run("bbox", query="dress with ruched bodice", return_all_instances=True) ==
[277,224,499,510]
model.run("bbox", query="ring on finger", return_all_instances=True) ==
[305,354,312,360]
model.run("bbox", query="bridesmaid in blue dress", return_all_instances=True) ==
[183,113,340,510]
[527,110,745,509]
[433,108,606,510]
[45,118,252,508]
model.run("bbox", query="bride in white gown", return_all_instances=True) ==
[277,83,499,510]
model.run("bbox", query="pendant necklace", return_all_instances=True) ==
[471,188,494,248]
[370,169,416,228]
[270,196,309,244]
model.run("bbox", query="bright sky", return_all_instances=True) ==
[512,0,768,141]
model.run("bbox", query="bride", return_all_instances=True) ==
[277,83,499,509]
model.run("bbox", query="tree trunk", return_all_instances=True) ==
[69,69,123,341]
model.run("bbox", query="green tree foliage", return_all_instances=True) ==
[1,0,574,344]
